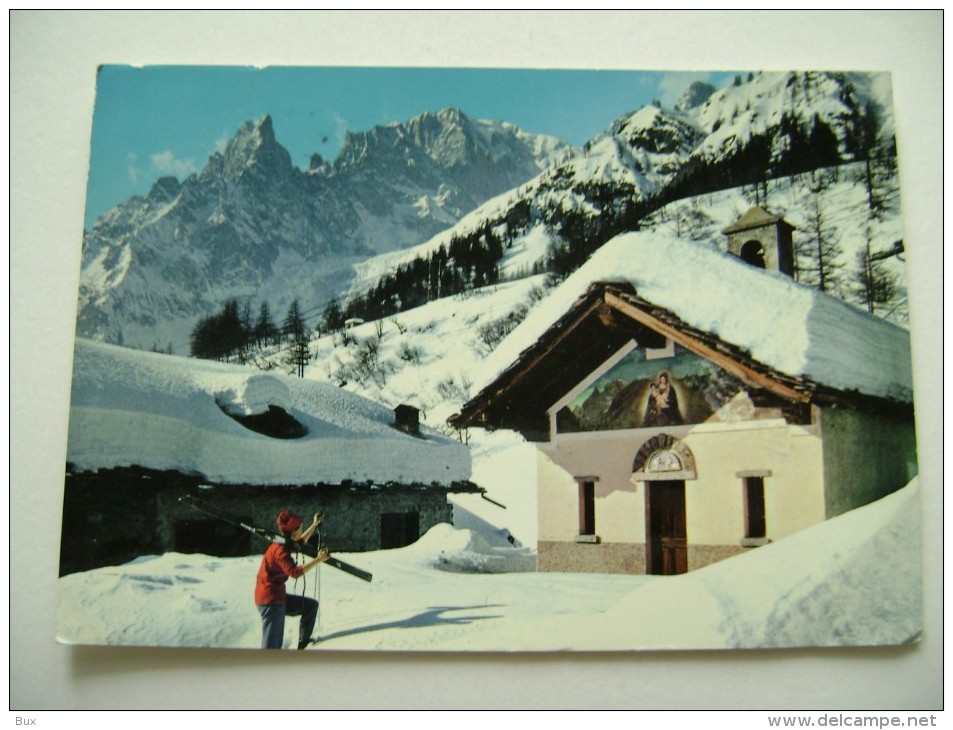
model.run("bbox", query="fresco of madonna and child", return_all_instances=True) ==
[556,344,747,433]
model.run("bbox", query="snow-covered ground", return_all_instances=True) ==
[56,478,920,652]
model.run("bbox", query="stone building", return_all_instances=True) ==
[60,340,477,576]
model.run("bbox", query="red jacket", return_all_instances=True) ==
[255,542,304,605]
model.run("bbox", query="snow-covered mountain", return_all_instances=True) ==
[77,71,898,353]
[535,70,888,211]
[77,109,572,349]
[344,71,899,310]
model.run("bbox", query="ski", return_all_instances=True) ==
[180,495,373,582]
[323,556,373,582]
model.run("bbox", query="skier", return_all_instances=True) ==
[255,509,328,650]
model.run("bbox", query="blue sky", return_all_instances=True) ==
[85,65,739,227]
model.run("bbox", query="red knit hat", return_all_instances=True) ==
[277,510,304,534]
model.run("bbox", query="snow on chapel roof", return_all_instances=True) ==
[67,338,471,486]
[467,232,913,414]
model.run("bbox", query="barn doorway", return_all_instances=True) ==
[645,480,687,575]
[380,511,420,549]
[174,518,252,557]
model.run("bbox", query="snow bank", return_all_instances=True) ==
[57,553,265,649]
[451,429,539,548]
[67,338,471,486]
[412,524,536,573]
[588,478,922,650]
[476,232,913,403]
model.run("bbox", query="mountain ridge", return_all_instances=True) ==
[78,108,573,348]
[78,71,897,352]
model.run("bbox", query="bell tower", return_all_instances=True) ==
[721,207,796,277]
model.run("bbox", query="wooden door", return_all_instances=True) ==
[646,481,687,575]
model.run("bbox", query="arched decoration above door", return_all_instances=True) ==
[631,433,697,482]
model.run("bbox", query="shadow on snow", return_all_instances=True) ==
[317,604,504,643]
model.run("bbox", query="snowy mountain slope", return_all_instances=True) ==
[531,70,886,212]
[308,275,554,425]
[344,71,901,322]
[691,71,857,158]
[347,158,903,321]
[77,110,572,349]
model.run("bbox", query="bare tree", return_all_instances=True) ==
[286,335,311,378]
[854,227,901,315]
[796,195,844,294]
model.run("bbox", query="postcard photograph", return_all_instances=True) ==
[56,65,921,653]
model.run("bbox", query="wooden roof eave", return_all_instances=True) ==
[450,283,815,431]
[451,281,911,432]
[602,288,815,405]
[450,285,617,429]
[606,290,914,415]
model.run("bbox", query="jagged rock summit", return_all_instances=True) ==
[78,109,572,349]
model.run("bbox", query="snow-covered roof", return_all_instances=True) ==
[469,232,913,408]
[721,205,794,234]
[67,338,471,486]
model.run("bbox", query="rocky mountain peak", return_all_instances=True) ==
[410,108,476,167]
[222,114,292,181]
[147,176,181,204]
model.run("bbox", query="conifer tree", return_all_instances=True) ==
[854,228,900,315]
[796,195,844,294]
[254,301,279,348]
[283,298,307,343]
[853,101,885,212]
[282,298,311,377]
[322,298,346,333]
[189,297,247,362]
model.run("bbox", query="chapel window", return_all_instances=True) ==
[575,476,600,543]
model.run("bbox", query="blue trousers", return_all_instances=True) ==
[258,595,318,649]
